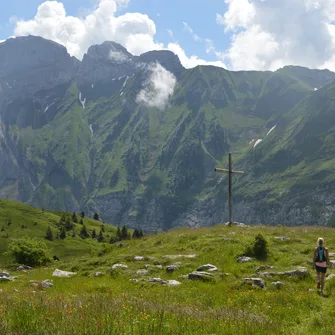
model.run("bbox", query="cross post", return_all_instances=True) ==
[214,153,244,226]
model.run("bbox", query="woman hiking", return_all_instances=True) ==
[314,237,330,294]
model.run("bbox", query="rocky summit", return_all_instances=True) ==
[1,35,335,231]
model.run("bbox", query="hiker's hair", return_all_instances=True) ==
[317,237,324,246]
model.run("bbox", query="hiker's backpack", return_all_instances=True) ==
[315,247,327,262]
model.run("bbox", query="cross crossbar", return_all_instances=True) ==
[214,168,244,174]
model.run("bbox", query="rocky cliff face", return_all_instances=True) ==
[1,35,335,231]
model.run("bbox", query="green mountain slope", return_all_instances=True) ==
[0,199,117,264]
[1,36,335,230]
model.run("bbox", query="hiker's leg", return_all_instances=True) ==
[316,271,321,284]
[320,272,326,291]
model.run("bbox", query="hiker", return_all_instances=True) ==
[314,237,330,294]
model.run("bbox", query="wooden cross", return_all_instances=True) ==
[214,153,244,226]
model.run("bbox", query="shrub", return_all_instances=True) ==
[245,234,269,260]
[4,237,52,266]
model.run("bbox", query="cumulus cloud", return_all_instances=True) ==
[217,0,335,71]
[11,0,222,69]
[109,50,129,62]
[167,42,226,69]
[136,63,176,110]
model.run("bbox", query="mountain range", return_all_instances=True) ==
[1,35,335,231]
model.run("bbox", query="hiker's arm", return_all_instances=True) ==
[326,248,331,266]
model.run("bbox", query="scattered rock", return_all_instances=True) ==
[225,222,246,226]
[309,288,315,293]
[165,280,181,286]
[0,272,9,277]
[136,269,149,276]
[326,274,335,281]
[237,256,254,263]
[13,289,19,292]
[256,265,273,272]
[94,272,104,277]
[274,236,290,241]
[134,256,145,261]
[17,265,33,271]
[147,278,181,286]
[0,289,3,293]
[329,260,335,268]
[271,281,284,288]
[328,252,335,257]
[243,277,265,289]
[258,272,276,278]
[0,271,16,281]
[179,275,189,280]
[278,267,308,278]
[40,280,53,289]
[163,254,197,260]
[110,264,128,270]
[188,271,214,281]
[129,279,143,283]
[52,269,77,278]
[166,265,180,273]
[196,264,218,272]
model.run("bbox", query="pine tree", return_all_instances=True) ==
[65,217,74,231]
[100,224,105,233]
[45,226,53,241]
[80,211,85,218]
[93,212,100,221]
[80,225,89,239]
[59,227,66,240]
[79,218,84,225]
[97,229,104,242]
[72,212,78,223]
[116,226,122,240]
[92,229,97,239]
[121,225,128,240]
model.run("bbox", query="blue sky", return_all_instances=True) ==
[1,0,335,71]
[0,0,230,64]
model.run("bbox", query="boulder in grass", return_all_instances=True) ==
[134,256,145,261]
[188,271,214,281]
[196,264,218,272]
[110,264,128,270]
[166,265,180,273]
[243,277,265,289]
[237,256,254,263]
[271,281,284,288]
[52,269,77,278]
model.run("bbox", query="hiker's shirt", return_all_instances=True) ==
[315,247,328,268]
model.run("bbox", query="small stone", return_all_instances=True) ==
[196,264,218,272]
[136,269,149,276]
[93,272,104,277]
[242,277,265,289]
[110,264,128,270]
[188,271,214,281]
[326,273,335,281]
[17,265,33,271]
[40,280,53,289]
[237,256,254,263]
[271,281,284,288]
[148,277,165,284]
[134,256,145,261]
[0,272,9,277]
[52,269,77,278]
[13,289,19,293]
[0,277,12,282]
[166,265,180,273]
[278,267,308,277]
[164,280,181,286]
[274,236,290,241]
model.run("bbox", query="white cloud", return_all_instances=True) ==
[136,62,177,110]
[182,22,200,41]
[109,50,129,62]
[217,0,335,71]
[167,29,174,39]
[167,43,226,69]
[11,0,223,70]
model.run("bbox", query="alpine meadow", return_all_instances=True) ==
[1,26,335,334]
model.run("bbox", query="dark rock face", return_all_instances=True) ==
[0,36,78,98]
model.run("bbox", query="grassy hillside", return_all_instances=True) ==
[1,220,335,334]
[0,199,117,264]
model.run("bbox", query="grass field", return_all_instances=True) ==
[1,207,335,334]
